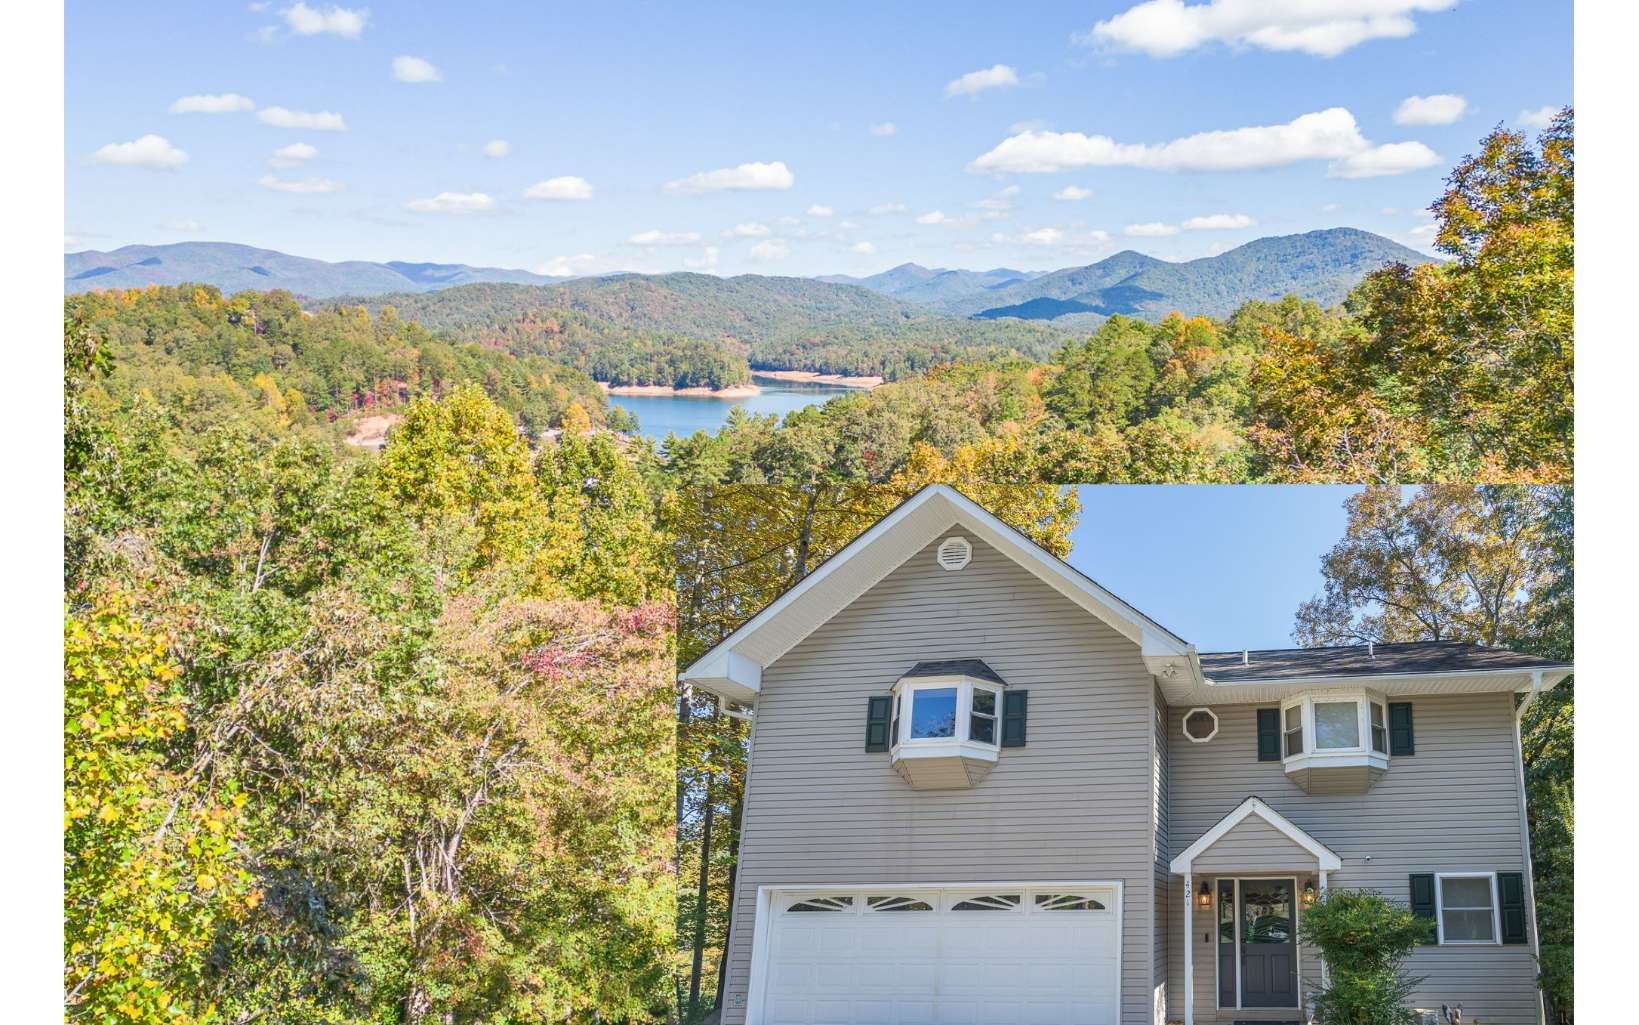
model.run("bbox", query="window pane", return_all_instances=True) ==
[1241,885,1293,943]
[1218,882,1234,943]
[909,688,958,738]
[1442,909,1495,942]
[970,714,995,744]
[1284,726,1303,757]
[1285,705,1301,731]
[1442,877,1493,907]
[1314,701,1360,749]
[1371,702,1386,727]
[972,689,996,716]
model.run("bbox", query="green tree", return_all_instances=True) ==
[1299,890,1429,1025]
[64,595,251,1024]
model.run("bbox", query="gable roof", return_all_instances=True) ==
[1200,641,1571,684]
[1170,796,1341,873]
[680,484,1199,702]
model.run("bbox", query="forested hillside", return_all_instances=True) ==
[65,285,610,436]
[343,274,1073,380]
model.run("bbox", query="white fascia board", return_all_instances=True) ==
[1170,797,1342,874]
[678,649,762,703]
[1163,666,1572,707]
[1200,666,1572,690]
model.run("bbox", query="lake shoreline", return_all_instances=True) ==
[752,369,883,390]
[598,381,762,399]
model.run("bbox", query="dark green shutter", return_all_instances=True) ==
[1256,708,1281,761]
[1409,873,1438,944]
[865,696,891,752]
[1499,872,1528,944]
[1389,702,1415,755]
[1001,690,1028,747]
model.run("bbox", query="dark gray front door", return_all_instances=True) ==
[1239,879,1298,1008]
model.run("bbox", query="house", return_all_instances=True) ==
[681,486,1571,1025]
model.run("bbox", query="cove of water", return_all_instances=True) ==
[608,375,860,442]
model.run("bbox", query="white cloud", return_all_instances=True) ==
[483,139,510,158]
[391,55,443,83]
[1019,227,1065,245]
[1053,185,1093,201]
[1321,201,1344,212]
[973,185,1020,211]
[916,210,951,225]
[990,227,1112,247]
[536,253,601,277]
[404,191,495,214]
[776,215,802,226]
[1182,212,1255,229]
[269,142,318,168]
[258,106,347,130]
[970,107,1437,178]
[161,218,204,232]
[723,222,772,238]
[944,63,1021,98]
[169,93,254,114]
[1328,140,1441,178]
[1081,0,1458,58]
[869,121,897,137]
[866,202,908,216]
[629,229,702,246]
[749,240,790,262]
[1517,105,1560,129]
[92,135,188,170]
[685,246,721,270]
[1124,221,1181,237]
[1409,221,1439,237]
[661,160,794,195]
[850,241,877,255]
[1394,93,1467,125]
[807,204,835,217]
[523,176,594,201]
[258,174,342,194]
[283,2,367,38]
[1009,119,1051,135]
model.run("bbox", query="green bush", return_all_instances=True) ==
[1298,889,1429,1025]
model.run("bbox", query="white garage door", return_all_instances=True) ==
[757,885,1121,1025]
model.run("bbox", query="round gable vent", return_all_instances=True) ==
[936,536,972,571]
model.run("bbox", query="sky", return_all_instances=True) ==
[65,1,1572,278]
[1065,485,1365,651]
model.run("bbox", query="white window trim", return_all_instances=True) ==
[1434,872,1502,946]
[1182,706,1219,743]
[745,881,1124,1025]
[1277,688,1392,776]
[890,674,1002,753]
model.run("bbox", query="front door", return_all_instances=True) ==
[1239,879,1298,1008]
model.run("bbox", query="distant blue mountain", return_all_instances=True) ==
[64,242,568,298]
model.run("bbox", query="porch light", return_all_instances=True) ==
[1198,880,1212,909]
[1303,882,1317,907]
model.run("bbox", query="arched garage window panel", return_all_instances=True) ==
[786,895,854,913]
[950,894,1021,911]
[1035,893,1107,911]
[866,895,934,912]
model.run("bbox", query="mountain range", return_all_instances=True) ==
[831,229,1433,321]
[64,241,567,297]
[64,229,1433,326]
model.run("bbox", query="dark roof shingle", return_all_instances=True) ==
[901,659,1007,685]
[1199,640,1570,683]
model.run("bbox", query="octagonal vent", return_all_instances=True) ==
[936,536,972,571]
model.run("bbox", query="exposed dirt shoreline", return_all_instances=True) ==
[752,370,883,390]
[598,381,762,399]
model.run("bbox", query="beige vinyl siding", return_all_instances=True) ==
[720,531,1157,1025]
[1190,816,1321,873]
[1164,695,1539,1025]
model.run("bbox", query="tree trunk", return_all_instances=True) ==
[687,768,716,1022]
[713,777,747,1013]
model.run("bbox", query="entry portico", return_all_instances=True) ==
[1170,798,1342,1025]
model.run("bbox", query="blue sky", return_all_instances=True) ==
[66,1,1571,277]
[1066,485,1364,651]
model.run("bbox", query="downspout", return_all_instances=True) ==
[1512,670,1546,1025]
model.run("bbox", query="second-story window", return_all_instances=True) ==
[970,688,997,743]
[909,687,958,739]
[1284,704,1304,756]
[1370,701,1388,753]
[1313,700,1361,749]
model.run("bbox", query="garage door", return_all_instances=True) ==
[757,885,1120,1025]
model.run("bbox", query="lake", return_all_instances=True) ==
[608,375,861,442]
